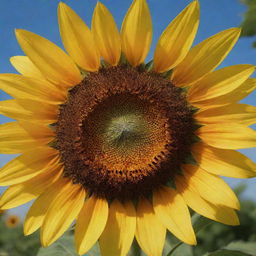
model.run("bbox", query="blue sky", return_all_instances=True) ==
[0,0,256,217]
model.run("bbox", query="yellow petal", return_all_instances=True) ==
[121,0,152,66]
[58,2,100,72]
[0,73,66,103]
[99,200,136,256]
[41,183,85,247]
[0,121,54,154]
[18,121,55,138]
[92,2,121,66]
[0,99,58,123]
[10,56,45,79]
[15,29,81,87]
[172,28,241,86]
[196,123,256,149]
[136,198,166,256]
[175,175,239,226]
[192,78,256,108]
[24,177,70,236]
[182,164,240,209]
[0,147,59,186]
[153,187,196,245]
[195,104,256,126]
[188,65,255,103]
[154,1,199,73]
[0,164,63,210]
[75,196,108,255]
[192,142,256,178]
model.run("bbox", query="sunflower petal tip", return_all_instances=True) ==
[191,238,197,246]
[192,0,199,7]
[231,27,241,36]
[58,2,63,8]
[15,28,26,35]
[23,228,31,236]
[95,1,103,7]
[15,29,21,36]
[58,1,67,9]
[77,247,85,256]
[180,235,197,246]
[58,2,69,14]
[15,29,31,41]
[186,233,197,245]
[40,237,50,248]
[230,213,240,226]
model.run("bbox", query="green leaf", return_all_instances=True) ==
[0,252,9,256]
[204,249,252,256]
[37,233,103,256]
[167,243,193,256]
[240,0,256,47]
[37,234,77,256]
[225,241,256,255]
[192,214,213,233]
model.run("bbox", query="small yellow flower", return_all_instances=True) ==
[0,0,255,255]
[5,215,20,228]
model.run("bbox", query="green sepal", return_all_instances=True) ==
[161,69,173,79]
[48,123,57,132]
[181,86,190,93]
[144,60,154,71]
[175,167,183,175]
[100,59,111,69]
[47,139,58,149]
[190,106,200,114]
[78,66,89,78]
[166,179,176,190]
[119,52,129,65]
[183,152,197,165]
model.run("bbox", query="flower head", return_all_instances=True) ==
[5,215,20,228]
[0,0,255,255]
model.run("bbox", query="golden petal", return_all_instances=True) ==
[121,0,152,66]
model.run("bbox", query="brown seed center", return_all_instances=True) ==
[81,94,171,172]
[56,65,194,200]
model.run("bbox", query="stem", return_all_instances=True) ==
[166,242,183,256]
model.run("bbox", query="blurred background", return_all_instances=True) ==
[0,0,255,255]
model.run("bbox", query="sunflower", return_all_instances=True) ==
[0,0,255,255]
[5,215,20,228]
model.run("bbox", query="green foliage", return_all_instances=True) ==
[204,249,251,256]
[0,213,40,256]
[225,241,256,255]
[240,0,256,47]
[37,234,77,256]
[193,198,256,255]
